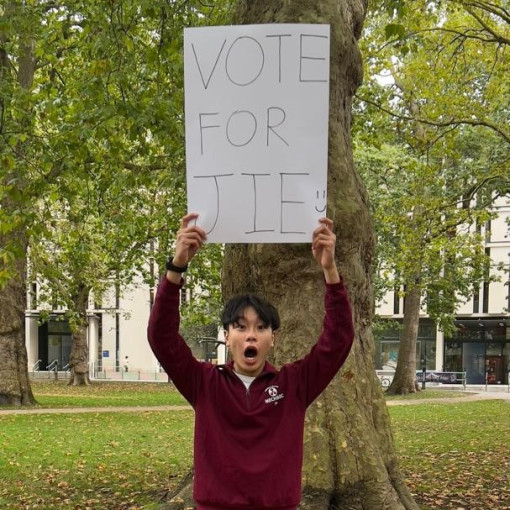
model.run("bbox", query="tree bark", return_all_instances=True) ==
[0,7,36,406]
[385,285,421,395]
[0,254,36,406]
[67,284,91,386]
[162,1,419,509]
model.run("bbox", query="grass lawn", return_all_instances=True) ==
[1,382,509,509]
[24,380,188,408]
[389,400,510,510]
[0,410,193,509]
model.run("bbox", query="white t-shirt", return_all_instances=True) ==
[234,371,256,390]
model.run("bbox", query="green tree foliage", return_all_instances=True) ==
[4,0,229,308]
[1,0,230,389]
[355,138,501,334]
[353,0,509,392]
[366,0,510,184]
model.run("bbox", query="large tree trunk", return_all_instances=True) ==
[67,326,91,386]
[0,15,36,406]
[222,2,417,508]
[67,284,91,386]
[0,255,36,406]
[386,285,421,395]
[163,1,418,509]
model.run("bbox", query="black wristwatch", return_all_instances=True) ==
[165,260,189,273]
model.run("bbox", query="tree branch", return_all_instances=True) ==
[464,0,510,26]
[355,94,510,145]
[122,161,170,172]
[406,26,504,44]
[464,5,510,45]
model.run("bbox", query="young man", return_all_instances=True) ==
[147,213,354,510]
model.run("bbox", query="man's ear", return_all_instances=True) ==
[224,330,230,347]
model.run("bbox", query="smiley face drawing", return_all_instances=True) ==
[315,189,326,213]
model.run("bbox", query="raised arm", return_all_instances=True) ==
[289,218,354,406]
[147,213,206,405]
[166,212,207,284]
[312,217,340,284]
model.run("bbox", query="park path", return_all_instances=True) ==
[386,390,510,406]
[0,391,509,415]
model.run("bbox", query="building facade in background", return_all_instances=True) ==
[25,197,509,385]
[25,273,161,380]
[374,195,510,385]
[25,272,225,380]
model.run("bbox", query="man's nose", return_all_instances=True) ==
[245,329,258,340]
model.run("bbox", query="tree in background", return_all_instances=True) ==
[1,2,41,405]
[354,138,501,393]
[0,1,228,395]
[353,0,510,393]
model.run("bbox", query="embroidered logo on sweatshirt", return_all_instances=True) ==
[264,385,284,404]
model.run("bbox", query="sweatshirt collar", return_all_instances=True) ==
[222,360,278,378]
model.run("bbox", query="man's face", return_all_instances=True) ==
[225,306,274,377]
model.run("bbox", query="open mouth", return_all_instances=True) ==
[244,346,258,359]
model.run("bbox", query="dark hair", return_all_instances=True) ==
[221,294,280,331]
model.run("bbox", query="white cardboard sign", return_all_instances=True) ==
[184,24,330,243]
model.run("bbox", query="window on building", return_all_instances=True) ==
[373,319,437,371]
[38,318,72,370]
[393,288,399,314]
[472,285,480,313]
[374,321,401,370]
[508,272,510,312]
[455,321,484,340]
[484,219,491,242]
[30,282,37,309]
[96,315,103,371]
[51,290,59,310]
[482,247,490,313]
[423,340,436,370]
[379,341,398,370]
[486,343,502,356]
[444,342,462,372]
[180,287,187,305]
[507,256,510,311]
[417,320,437,370]
[503,342,510,363]
[463,342,486,383]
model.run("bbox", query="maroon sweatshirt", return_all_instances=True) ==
[147,277,354,510]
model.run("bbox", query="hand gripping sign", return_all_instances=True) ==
[184,24,330,243]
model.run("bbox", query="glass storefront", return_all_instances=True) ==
[375,317,510,384]
[445,319,509,384]
[374,319,437,371]
[444,342,462,372]
[38,318,72,370]
[462,343,485,384]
